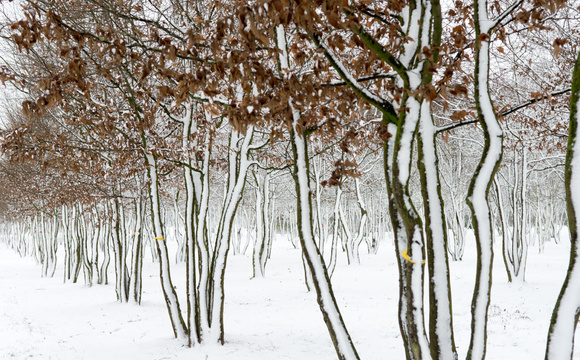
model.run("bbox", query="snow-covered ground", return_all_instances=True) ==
[0,232,578,359]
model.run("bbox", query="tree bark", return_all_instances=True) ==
[545,49,580,360]
[290,110,360,360]
[145,152,188,340]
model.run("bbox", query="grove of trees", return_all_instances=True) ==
[0,0,578,359]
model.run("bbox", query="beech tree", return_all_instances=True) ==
[1,0,580,359]
[545,48,580,360]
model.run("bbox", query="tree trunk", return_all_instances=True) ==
[145,152,188,340]
[207,126,255,344]
[417,99,457,360]
[129,199,145,304]
[545,49,580,360]
[328,186,342,277]
[466,3,505,357]
[290,109,360,360]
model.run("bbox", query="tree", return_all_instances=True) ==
[545,47,580,360]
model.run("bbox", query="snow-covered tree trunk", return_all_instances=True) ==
[184,162,200,345]
[173,193,186,263]
[441,151,466,261]
[266,190,275,262]
[342,178,368,266]
[494,178,514,282]
[79,209,93,285]
[145,152,188,340]
[62,205,72,282]
[545,49,580,360]
[383,123,423,359]
[417,99,457,360]
[390,100,432,360]
[39,211,58,279]
[98,205,111,286]
[49,212,58,277]
[180,104,203,346]
[111,198,128,302]
[207,126,255,344]
[90,209,100,287]
[465,0,520,357]
[501,148,529,283]
[518,149,528,280]
[252,172,266,278]
[71,207,83,283]
[129,199,144,304]
[290,108,360,360]
[252,170,272,278]
[338,193,354,265]
[328,186,343,277]
[313,155,325,254]
[193,135,211,344]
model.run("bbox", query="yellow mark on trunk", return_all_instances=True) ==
[154,237,164,241]
[402,248,426,264]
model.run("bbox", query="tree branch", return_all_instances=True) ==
[311,33,398,123]
[436,87,572,133]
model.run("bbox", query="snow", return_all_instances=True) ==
[420,1,432,60]
[397,97,420,184]
[276,25,288,71]
[1,232,578,359]
[400,5,421,69]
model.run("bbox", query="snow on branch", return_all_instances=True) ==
[487,0,526,33]
[311,33,398,123]
[322,72,397,87]
[436,87,572,133]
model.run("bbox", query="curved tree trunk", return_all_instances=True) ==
[145,152,188,340]
[545,49,580,360]
[290,109,360,360]
[466,2,506,357]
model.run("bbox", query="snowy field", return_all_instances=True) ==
[1,232,578,360]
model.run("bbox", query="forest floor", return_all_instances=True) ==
[0,232,578,360]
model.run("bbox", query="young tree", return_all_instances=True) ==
[545,48,580,360]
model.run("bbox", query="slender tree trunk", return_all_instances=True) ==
[391,99,431,360]
[208,127,255,344]
[252,171,266,278]
[252,170,272,278]
[129,199,144,304]
[466,3,505,357]
[328,186,342,277]
[290,109,360,360]
[145,152,188,340]
[111,198,129,302]
[494,179,513,283]
[99,204,111,285]
[417,99,457,360]
[545,49,580,360]
[194,137,211,343]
